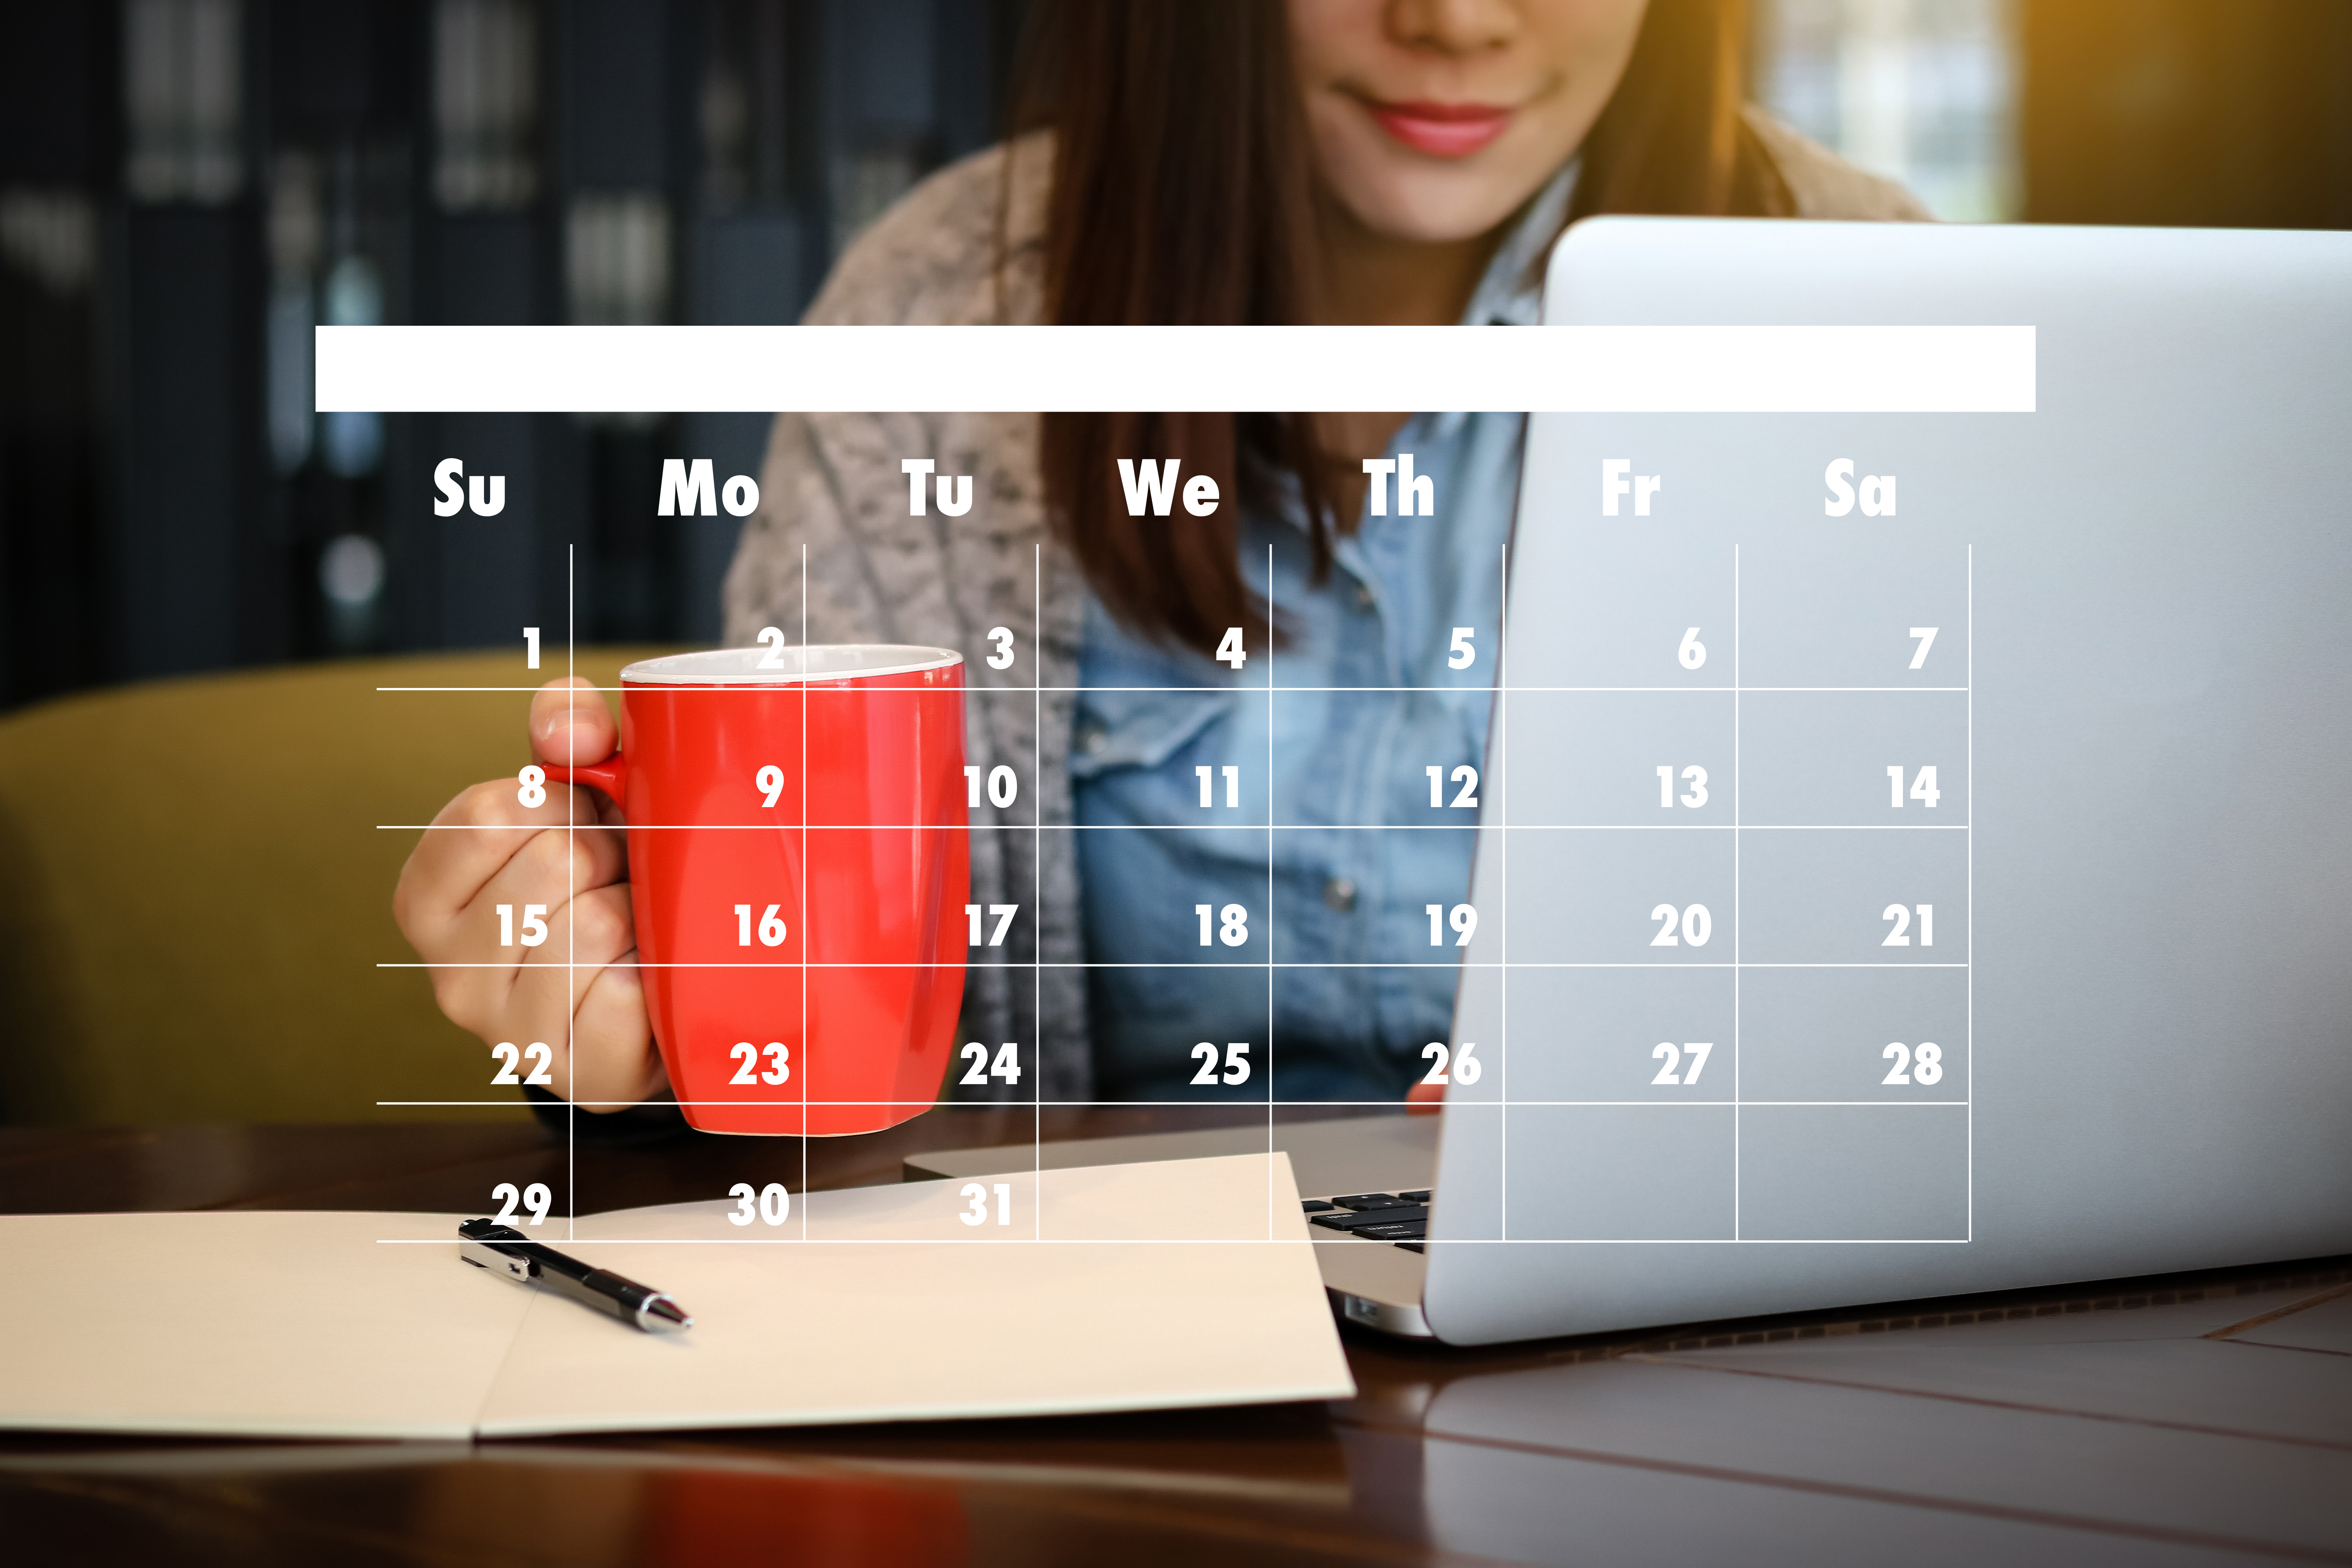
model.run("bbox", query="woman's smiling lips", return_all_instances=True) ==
[1363,98,1515,158]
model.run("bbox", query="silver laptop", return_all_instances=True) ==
[913,217,2352,1344]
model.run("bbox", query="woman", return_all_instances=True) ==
[395,0,1923,1119]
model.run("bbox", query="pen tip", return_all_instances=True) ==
[642,1297,693,1331]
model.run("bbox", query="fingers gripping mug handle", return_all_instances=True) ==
[544,751,628,805]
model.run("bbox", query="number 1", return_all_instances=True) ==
[523,626,539,670]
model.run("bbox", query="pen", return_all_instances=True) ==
[456,1218,694,1332]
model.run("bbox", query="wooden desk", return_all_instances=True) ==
[2,1119,2346,1566]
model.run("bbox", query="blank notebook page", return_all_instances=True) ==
[480,1151,1349,1436]
[0,1209,526,1439]
[0,1153,1351,1440]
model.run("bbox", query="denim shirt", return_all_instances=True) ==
[1071,165,1572,1101]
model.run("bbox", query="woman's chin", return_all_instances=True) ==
[1312,125,1569,247]
[1326,166,1548,247]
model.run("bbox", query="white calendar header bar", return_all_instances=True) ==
[316,325,2035,414]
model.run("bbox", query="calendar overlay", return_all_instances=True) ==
[357,325,2025,1247]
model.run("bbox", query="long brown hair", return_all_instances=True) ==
[1016,0,1789,657]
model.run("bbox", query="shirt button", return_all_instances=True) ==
[1077,725,1107,754]
[1323,877,1358,913]
[1355,583,1377,610]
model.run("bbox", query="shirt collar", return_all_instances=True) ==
[1457,155,1579,329]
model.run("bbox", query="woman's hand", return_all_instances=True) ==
[392,678,664,1109]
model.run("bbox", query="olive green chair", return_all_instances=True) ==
[0,648,682,1124]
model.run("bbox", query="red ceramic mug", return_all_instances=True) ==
[548,645,968,1135]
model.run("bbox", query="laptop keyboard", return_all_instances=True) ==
[1302,1190,1434,1251]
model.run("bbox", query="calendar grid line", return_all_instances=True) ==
[377,684,1971,695]
[1733,542,1742,1242]
[373,1237,1973,1247]
[1266,544,1277,1240]
[381,960,1973,969]
[1498,535,1509,1242]
[379,1098,1972,1109]
[801,542,810,1240]
[376,822,1975,832]
[1033,541,1043,1241]
[566,544,576,1241]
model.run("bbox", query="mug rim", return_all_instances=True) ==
[621,644,964,685]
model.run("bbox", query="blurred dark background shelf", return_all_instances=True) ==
[0,0,1029,709]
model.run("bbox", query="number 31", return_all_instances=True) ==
[960,1182,1011,1227]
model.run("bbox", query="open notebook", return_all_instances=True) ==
[0,1152,1352,1440]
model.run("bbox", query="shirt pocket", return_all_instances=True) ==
[1068,686,1234,782]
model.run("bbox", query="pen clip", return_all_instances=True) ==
[457,1218,537,1284]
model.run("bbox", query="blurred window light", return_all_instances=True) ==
[325,254,384,328]
[267,282,314,472]
[568,193,672,325]
[267,153,322,279]
[266,156,323,474]
[701,67,751,211]
[320,533,388,653]
[0,191,98,297]
[125,0,245,205]
[435,0,539,211]
[1755,0,2020,221]
[323,411,384,477]
[319,534,387,609]
[320,255,386,476]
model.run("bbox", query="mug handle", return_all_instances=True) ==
[544,751,628,804]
